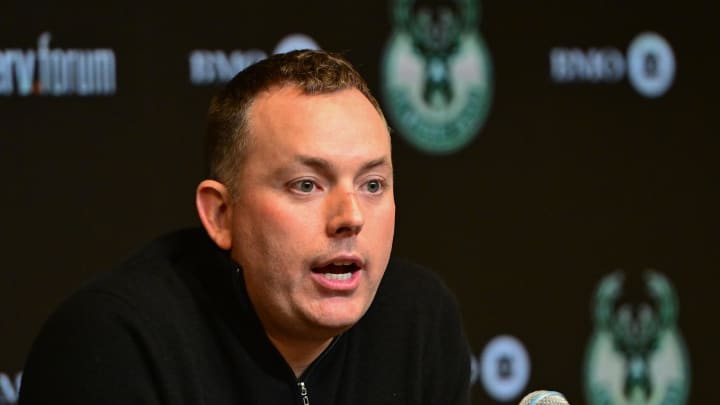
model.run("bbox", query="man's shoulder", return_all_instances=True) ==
[382,257,455,297]
[51,227,229,327]
[353,257,470,385]
[114,227,217,274]
[371,256,461,318]
[76,228,206,294]
[19,228,237,405]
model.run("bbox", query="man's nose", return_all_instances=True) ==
[326,189,364,237]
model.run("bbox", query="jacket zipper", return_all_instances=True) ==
[297,381,310,405]
[293,335,342,405]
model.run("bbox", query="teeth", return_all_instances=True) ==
[332,260,355,266]
[324,272,352,281]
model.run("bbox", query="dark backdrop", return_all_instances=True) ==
[2,1,717,404]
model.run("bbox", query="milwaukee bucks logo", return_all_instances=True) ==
[584,270,690,405]
[381,0,493,154]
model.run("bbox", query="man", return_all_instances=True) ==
[19,50,471,404]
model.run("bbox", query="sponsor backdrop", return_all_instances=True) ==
[1,1,717,404]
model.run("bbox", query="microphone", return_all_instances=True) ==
[518,390,569,405]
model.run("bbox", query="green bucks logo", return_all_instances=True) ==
[584,270,691,405]
[381,0,493,154]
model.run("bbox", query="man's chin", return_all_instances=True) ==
[309,302,368,333]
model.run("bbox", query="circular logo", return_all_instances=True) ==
[627,32,675,98]
[273,34,321,55]
[381,0,493,155]
[480,335,531,402]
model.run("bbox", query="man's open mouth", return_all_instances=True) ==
[312,260,362,281]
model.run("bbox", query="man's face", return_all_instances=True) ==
[228,86,395,341]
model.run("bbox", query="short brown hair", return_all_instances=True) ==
[205,49,384,193]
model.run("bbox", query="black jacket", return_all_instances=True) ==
[19,228,471,405]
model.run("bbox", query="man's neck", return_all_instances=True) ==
[266,334,334,378]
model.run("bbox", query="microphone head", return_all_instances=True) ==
[518,390,569,405]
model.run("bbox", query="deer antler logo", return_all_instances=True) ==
[381,0,493,154]
[584,270,690,405]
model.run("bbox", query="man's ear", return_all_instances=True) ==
[196,180,233,250]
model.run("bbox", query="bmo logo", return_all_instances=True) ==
[189,33,320,86]
[550,31,676,98]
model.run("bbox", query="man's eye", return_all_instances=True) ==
[293,180,316,193]
[366,180,382,193]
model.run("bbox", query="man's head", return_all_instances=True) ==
[196,50,395,350]
[205,49,385,195]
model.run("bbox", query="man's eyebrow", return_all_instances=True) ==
[294,155,392,173]
[360,157,392,172]
[295,155,332,171]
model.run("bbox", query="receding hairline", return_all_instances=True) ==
[241,83,391,150]
[245,82,388,123]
